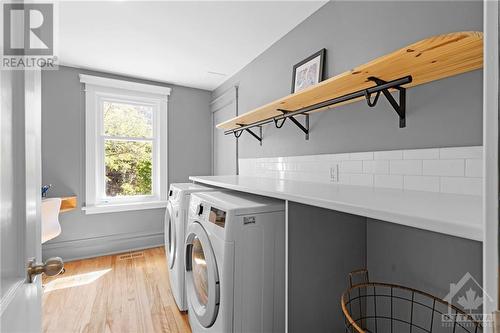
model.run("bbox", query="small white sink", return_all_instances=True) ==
[41,198,62,243]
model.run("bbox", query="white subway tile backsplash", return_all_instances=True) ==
[389,160,422,175]
[338,172,350,185]
[239,146,483,196]
[439,146,482,159]
[287,172,302,181]
[349,174,374,186]
[363,160,389,174]
[299,161,319,172]
[292,172,309,182]
[341,160,363,173]
[350,152,374,160]
[287,155,309,163]
[374,175,404,189]
[305,173,325,183]
[404,176,440,192]
[323,153,350,161]
[465,159,483,178]
[374,150,403,160]
[423,160,464,177]
[440,177,482,196]
[403,148,439,160]
[268,163,279,171]
[239,159,250,173]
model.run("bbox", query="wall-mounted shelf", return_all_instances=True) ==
[217,31,483,142]
[60,196,77,213]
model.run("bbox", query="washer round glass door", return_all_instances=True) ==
[166,201,176,269]
[185,222,220,328]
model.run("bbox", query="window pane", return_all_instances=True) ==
[105,140,153,197]
[103,101,153,138]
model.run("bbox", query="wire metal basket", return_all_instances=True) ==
[341,269,483,333]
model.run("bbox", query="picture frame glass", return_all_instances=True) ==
[293,55,322,93]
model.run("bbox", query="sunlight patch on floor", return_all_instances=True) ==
[43,269,111,293]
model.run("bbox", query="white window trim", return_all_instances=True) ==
[80,74,172,96]
[80,74,170,214]
[82,200,167,215]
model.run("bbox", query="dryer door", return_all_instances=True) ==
[165,201,176,269]
[185,222,220,328]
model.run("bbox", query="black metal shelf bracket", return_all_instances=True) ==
[225,75,412,141]
[276,109,309,140]
[273,117,287,129]
[364,90,381,107]
[233,130,243,138]
[366,76,407,128]
[234,123,262,145]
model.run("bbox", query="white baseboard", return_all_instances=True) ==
[42,231,164,262]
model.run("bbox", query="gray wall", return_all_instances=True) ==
[366,220,482,333]
[367,219,482,300]
[287,204,482,332]
[213,1,483,159]
[288,202,366,332]
[42,66,212,260]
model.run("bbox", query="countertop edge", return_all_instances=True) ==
[189,176,483,242]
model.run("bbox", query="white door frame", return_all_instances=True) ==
[483,0,499,330]
[210,85,238,175]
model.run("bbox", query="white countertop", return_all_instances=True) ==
[189,175,483,241]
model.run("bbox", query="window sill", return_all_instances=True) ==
[82,200,167,215]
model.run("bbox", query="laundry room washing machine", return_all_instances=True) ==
[185,191,285,333]
[165,183,218,311]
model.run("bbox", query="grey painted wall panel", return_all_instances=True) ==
[288,205,482,332]
[367,219,482,303]
[213,1,483,158]
[288,202,367,332]
[41,66,211,260]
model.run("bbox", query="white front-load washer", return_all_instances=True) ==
[165,183,217,311]
[185,191,285,333]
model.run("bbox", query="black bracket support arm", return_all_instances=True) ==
[276,109,310,140]
[234,123,263,145]
[366,76,407,128]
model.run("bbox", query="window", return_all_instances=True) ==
[80,75,170,214]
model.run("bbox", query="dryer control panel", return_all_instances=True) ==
[196,203,226,229]
[168,188,179,201]
[208,207,226,228]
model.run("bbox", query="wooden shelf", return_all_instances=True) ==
[60,196,77,213]
[217,31,483,132]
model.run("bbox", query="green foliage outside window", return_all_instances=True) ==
[103,102,154,197]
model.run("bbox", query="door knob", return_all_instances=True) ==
[27,257,64,283]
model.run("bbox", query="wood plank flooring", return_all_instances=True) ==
[42,247,191,333]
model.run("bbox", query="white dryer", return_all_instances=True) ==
[165,183,218,311]
[185,191,285,333]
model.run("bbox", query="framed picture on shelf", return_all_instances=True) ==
[291,48,326,93]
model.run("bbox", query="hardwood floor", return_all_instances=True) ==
[42,247,191,333]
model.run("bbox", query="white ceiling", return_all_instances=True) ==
[57,1,326,90]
